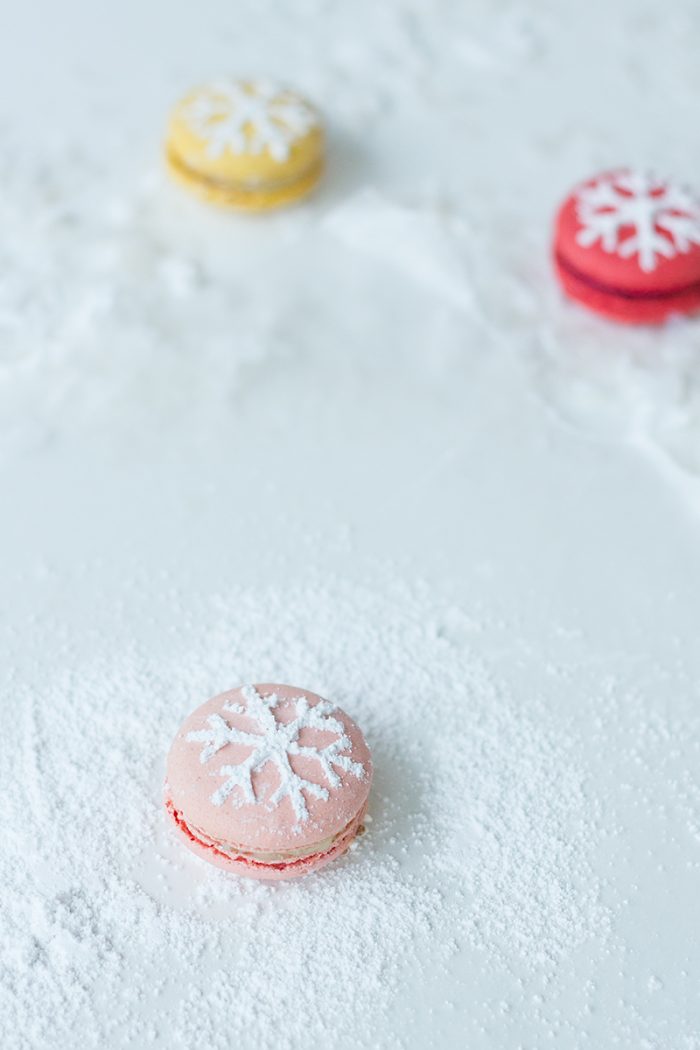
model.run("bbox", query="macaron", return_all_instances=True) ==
[553,168,700,324]
[165,79,324,212]
[165,684,372,880]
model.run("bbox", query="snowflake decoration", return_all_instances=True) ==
[186,686,365,823]
[183,79,318,163]
[575,170,700,273]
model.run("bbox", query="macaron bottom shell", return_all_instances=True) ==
[165,148,324,212]
[165,796,368,881]
[554,252,700,326]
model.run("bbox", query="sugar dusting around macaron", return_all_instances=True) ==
[165,684,372,879]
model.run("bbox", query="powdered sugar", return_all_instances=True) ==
[186,686,365,821]
[575,170,700,273]
[1,577,608,1048]
[182,80,318,162]
[1,0,700,1046]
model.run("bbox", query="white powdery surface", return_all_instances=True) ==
[3,141,700,523]
[324,189,477,314]
[0,150,294,460]
[1,578,607,1050]
[527,322,700,517]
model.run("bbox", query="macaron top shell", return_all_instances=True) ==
[167,79,323,186]
[166,684,372,853]
[555,169,700,294]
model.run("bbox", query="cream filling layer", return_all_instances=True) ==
[166,146,323,194]
[183,815,351,864]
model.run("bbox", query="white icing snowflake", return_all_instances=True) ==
[186,686,365,823]
[183,79,318,163]
[575,170,700,274]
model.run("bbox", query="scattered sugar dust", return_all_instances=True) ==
[0,149,302,460]
[1,576,608,1049]
[4,129,700,520]
[525,315,700,518]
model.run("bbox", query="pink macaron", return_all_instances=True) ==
[165,684,372,880]
[553,168,700,324]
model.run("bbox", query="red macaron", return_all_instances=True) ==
[553,168,700,325]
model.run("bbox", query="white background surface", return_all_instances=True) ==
[2,2,700,1048]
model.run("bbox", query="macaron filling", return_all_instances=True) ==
[165,796,366,872]
[166,146,324,194]
[555,249,700,302]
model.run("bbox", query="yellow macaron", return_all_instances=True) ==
[165,79,324,212]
